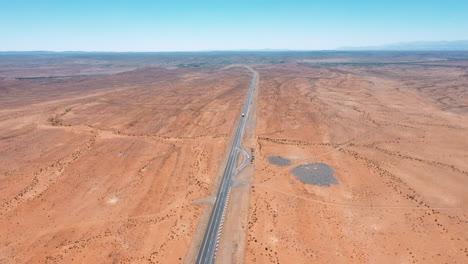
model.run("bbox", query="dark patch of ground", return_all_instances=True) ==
[268,156,291,166]
[291,163,338,187]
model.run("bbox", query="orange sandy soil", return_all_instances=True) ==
[246,63,467,263]
[0,66,251,263]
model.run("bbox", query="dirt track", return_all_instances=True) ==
[246,63,468,263]
[1,53,467,263]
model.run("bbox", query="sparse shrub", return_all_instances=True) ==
[48,116,63,126]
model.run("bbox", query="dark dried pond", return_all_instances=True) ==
[291,163,338,187]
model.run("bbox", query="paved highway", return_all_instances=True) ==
[195,66,258,264]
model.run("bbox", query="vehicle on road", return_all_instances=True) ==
[196,67,257,264]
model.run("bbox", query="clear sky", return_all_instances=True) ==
[1,0,467,51]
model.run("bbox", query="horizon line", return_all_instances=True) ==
[1,49,468,53]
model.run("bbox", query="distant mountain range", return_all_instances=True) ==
[3,41,468,53]
[339,40,468,51]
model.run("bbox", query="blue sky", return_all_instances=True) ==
[1,0,467,51]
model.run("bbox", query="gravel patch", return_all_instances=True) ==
[268,156,292,166]
[291,163,338,187]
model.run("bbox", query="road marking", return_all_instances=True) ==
[196,66,257,264]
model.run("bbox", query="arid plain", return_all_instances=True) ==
[0,52,467,263]
[247,61,468,263]
[0,59,251,263]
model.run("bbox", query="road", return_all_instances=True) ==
[195,66,258,264]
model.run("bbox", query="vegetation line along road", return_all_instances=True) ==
[195,66,258,264]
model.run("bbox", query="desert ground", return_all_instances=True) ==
[0,61,251,263]
[246,61,468,263]
[0,52,467,263]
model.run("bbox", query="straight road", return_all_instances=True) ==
[195,66,258,264]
